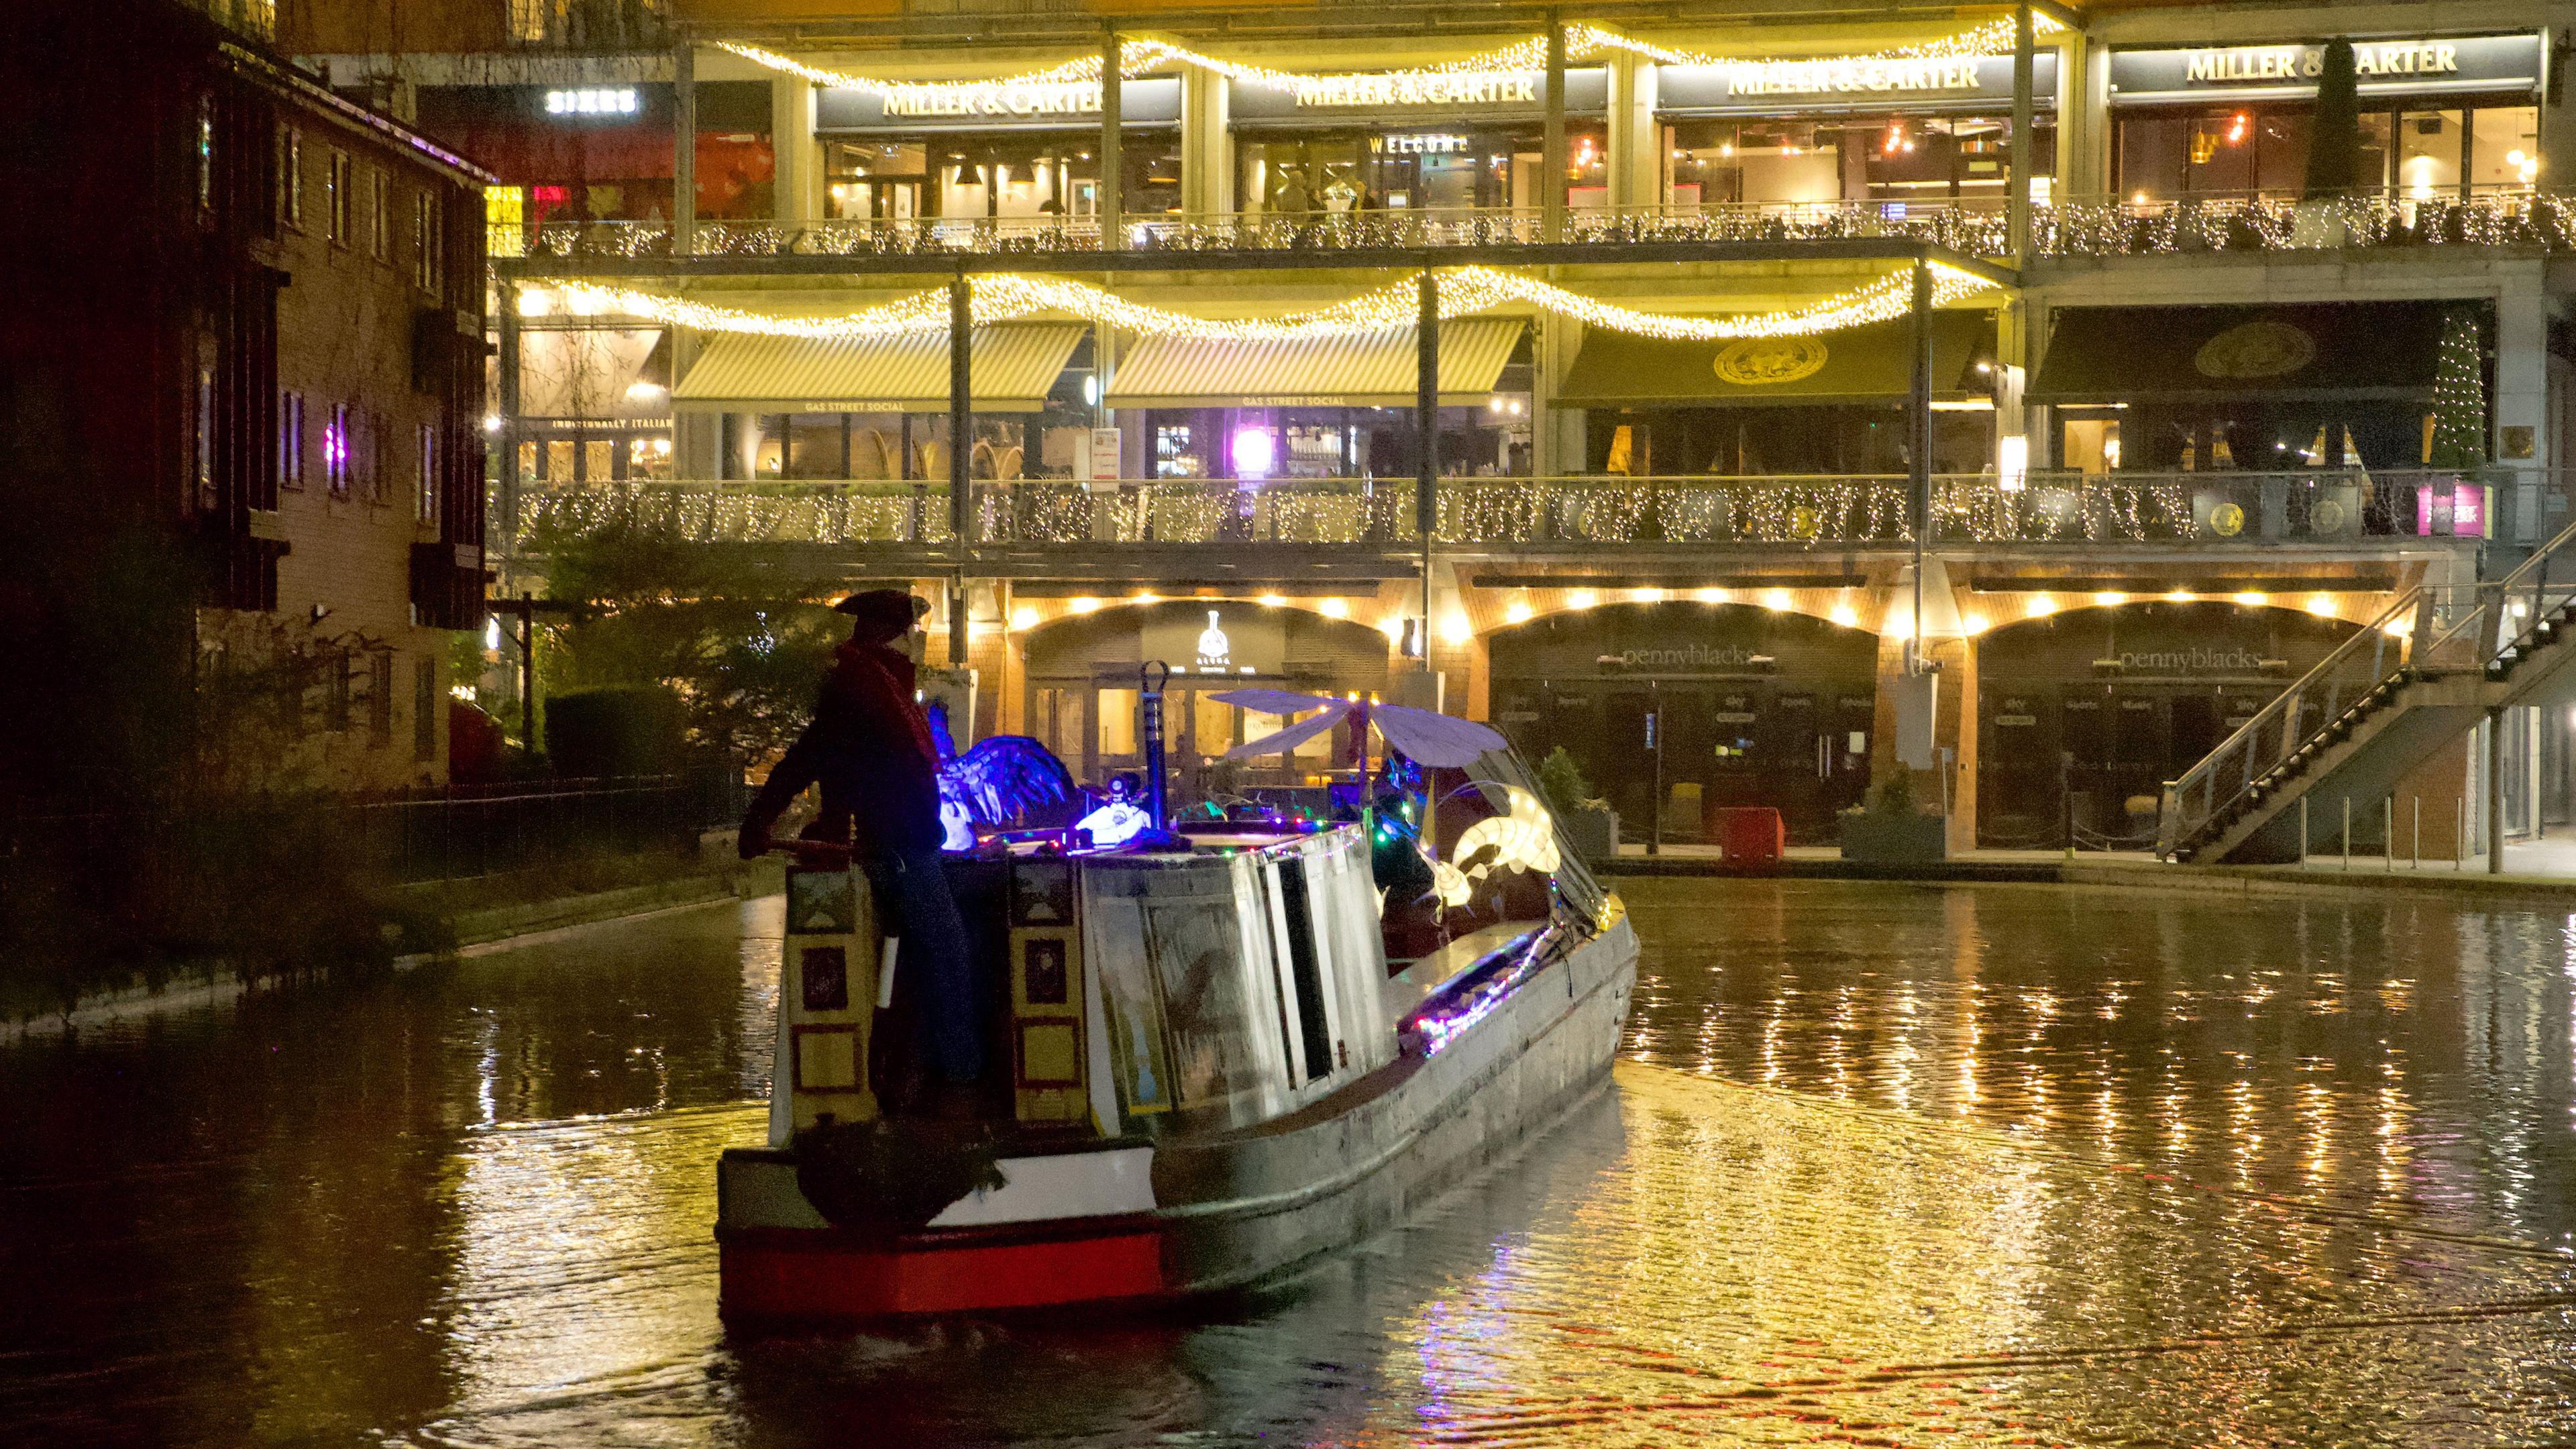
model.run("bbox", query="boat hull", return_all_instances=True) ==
[717,916,1638,1323]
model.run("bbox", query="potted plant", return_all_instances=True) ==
[1537,746,1618,864]
[1838,768,1948,863]
[2293,39,2361,248]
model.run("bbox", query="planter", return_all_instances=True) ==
[1561,806,1620,865]
[1838,811,1949,863]
[2289,200,2349,249]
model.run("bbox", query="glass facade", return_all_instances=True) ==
[1664,114,2053,209]
[1235,125,1607,215]
[2116,99,2537,201]
[824,131,1182,222]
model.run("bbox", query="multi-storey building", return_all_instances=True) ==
[297,0,2576,851]
[6,0,490,797]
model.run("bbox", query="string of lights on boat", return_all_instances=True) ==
[710,15,2066,104]
[533,263,1998,343]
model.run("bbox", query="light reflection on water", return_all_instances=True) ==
[3,882,2575,1446]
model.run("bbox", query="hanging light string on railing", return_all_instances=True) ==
[542,262,1996,343]
[711,14,2064,105]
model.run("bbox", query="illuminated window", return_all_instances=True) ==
[276,125,302,229]
[326,150,351,245]
[324,404,350,498]
[278,390,305,490]
[416,423,439,524]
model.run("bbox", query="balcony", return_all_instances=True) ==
[496,189,2571,266]
[511,470,2483,561]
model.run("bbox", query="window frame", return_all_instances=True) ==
[326,149,352,246]
[369,168,392,262]
[416,421,439,524]
[277,125,303,229]
[279,389,305,490]
[325,402,351,498]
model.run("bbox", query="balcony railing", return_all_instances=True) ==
[512,471,2483,553]
[494,188,2571,264]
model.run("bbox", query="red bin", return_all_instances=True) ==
[1714,806,1786,867]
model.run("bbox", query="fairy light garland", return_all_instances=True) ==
[523,475,2351,552]
[714,16,2065,105]
[546,263,1995,345]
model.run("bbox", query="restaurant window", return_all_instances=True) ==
[824,133,1183,223]
[279,390,305,490]
[327,150,351,244]
[2116,101,2535,201]
[1097,686,1140,756]
[1236,125,1605,215]
[277,125,303,229]
[1664,115,2051,209]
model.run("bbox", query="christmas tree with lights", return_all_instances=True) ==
[2426,308,2488,469]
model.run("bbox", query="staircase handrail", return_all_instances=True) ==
[2161,512,2576,859]
[2158,586,2430,857]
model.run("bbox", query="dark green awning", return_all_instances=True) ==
[1553,313,1994,409]
[2029,302,2455,404]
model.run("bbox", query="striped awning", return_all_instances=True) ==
[672,323,1084,413]
[1104,319,1525,409]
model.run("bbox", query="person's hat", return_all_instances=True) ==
[833,589,928,633]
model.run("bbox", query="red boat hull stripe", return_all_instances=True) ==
[721,1230,1169,1318]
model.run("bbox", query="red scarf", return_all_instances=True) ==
[834,641,939,766]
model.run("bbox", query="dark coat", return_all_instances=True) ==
[744,641,944,855]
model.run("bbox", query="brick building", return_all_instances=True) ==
[2,0,490,797]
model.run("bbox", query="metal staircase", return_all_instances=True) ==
[2161,519,2576,864]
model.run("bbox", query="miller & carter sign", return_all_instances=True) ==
[2107,33,2540,103]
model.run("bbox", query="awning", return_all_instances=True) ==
[672,323,1084,413]
[1104,319,1524,409]
[1553,313,1993,408]
[2029,303,2453,404]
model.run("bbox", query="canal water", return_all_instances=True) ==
[5,879,2576,1446]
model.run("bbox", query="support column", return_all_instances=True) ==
[2497,264,2549,541]
[2487,705,2506,873]
[2008,1,2034,258]
[1906,258,1933,674]
[2065,29,2107,197]
[1415,270,1440,662]
[1099,27,1123,247]
[674,33,696,254]
[1605,53,1658,213]
[1542,11,1566,241]
[949,272,973,651]
[770,72,817,227]
[1181,64,1230,218]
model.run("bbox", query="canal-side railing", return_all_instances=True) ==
[512,471,2484,553]
[494,189,2575,263]
[2159,513,2576,859]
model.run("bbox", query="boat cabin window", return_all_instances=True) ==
[1274,862,1335,1082]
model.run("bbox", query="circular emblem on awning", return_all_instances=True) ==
[1714,337,1830,386]
[2194,320,2316,380]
